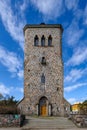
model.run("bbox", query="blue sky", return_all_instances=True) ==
[0,0,87,104]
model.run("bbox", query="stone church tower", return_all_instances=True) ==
[18,23,70,116]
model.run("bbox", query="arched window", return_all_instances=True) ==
[41,35,45,46]
[48,35,52,46]
[34,35,39,46]
[41,57,46,65]
[41,73,45,84]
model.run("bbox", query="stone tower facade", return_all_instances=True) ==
[18,24,70,116]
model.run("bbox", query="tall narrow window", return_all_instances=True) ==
[41,73,45,84]
[41,57,46,65]
[34,35,39,46]
[41,35,45,46]
[48,35,52,46]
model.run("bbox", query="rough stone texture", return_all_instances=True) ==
[71,114,87,127]
[0,114,20,127]
[63,98,71,117]
[18,24,70,116]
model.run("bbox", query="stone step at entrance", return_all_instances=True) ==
[22,116,77,130]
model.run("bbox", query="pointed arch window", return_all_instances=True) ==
[48,35,52,46]
[41,73,45,84]
[34,35,39,46]
[41,35,45,46]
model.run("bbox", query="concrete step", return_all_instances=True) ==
[22,116,76,130]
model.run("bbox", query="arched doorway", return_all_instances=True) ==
[39,97,48,116]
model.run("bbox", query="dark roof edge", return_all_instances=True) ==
[23,24,63,33]
[16,97,24,105]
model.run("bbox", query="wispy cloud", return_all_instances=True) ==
[74,9,83,21]
[64,68,87,83]
[0,83,23,98]
[0,45,23,79]
[15,0,29,16]
[30,0,80,21]
[19,0,29,12]
[67,96,87,104]
[0,83,10,96]
[66,47,87,66]
[0,0,26,49]
[64,19,84,46]
[65,0,79,10]
[30,0,64,20]
[64,83,87,92]
[17,70,24,79]
[10,86,23,93]
[67,98,77,104]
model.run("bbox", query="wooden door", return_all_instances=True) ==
[41,105,47,116]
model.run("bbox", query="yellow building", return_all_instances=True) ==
[72,103,81,113]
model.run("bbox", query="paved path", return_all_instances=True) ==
[0,116,87,130]
[0,128,87,130]
[22,116,76,129]
[0,128,21,130]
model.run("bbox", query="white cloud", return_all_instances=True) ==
[30,0,81,21]
[67,98,77,104]
[65,0,79,10]
[64,83,87,92]
[64,68,87,83]
[64,20,84,46]
[67,96,87,104]
[0,83,10,95]
[67,47,87,66]
[0,83,23,99]
[15,0,29,15]
[17,70,24,79]
[16,87,24,93]
[19,0,29,12]
[0,0,26,49]
[11,87,24,94]
[30,0,64,20]
[0,45,23,79]
[74,9,83,21]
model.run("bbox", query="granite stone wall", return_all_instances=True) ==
[18,24,70,116]
[0,114,20,127]
[71,114,87,127]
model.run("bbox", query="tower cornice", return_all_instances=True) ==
[23,24,63,34]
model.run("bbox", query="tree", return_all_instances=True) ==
[83,100,87,104]
[0,95,18,106]
[0,95,19,114]
[7,96,17,105]
[79,100,87,114]
[0,93,4,100]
